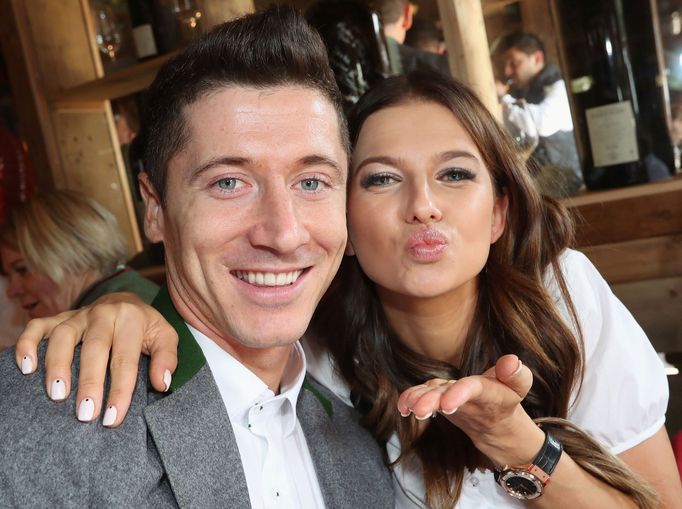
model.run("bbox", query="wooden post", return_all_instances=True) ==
[437,0,500,119]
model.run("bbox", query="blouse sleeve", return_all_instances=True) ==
[552,249,668,455]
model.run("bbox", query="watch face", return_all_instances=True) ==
[499,471,543,500]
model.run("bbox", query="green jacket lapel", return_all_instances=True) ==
[151,286,205,391]
[144,286,250,507]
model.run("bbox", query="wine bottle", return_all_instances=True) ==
[150,1,181,54]
[127,0,158,60]
[555,0,674,190]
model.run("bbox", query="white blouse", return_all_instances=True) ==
[304,249,668,508]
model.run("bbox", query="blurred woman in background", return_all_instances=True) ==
[0,190,158,323]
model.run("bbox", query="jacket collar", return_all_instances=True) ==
[151,285,206,391]
[145,285,337,506]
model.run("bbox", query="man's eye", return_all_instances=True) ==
[360,173,397,188]
[300,179,322,192]
[216,178,240,191]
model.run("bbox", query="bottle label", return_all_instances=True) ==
[585,101,639,167]
[132,25,157,59]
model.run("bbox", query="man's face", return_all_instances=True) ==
[503,48,544,90]
[142,86,348,352]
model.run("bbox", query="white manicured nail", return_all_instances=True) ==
[20,356,33,374]
[50,379,66,401]
[102,406,117,427]
[441,406,458,415]
[399,410,411,418]
[163,370,172,392]
[415,412,434,421]
[78,398,95,422]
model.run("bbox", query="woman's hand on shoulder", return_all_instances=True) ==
[397,354,545,466]
[14,291,178,427]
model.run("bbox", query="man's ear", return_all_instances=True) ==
[402,3,413,30]
[532,50,545,68]
[138,172,164,243]
[491,192,509,244]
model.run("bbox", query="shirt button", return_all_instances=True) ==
[470,476,480,487]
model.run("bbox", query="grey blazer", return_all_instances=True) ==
[0,288,394,508]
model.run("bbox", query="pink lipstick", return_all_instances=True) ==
[406,229,448,263]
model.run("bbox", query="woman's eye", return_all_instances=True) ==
[13,266,28,276]
[216,178,242,191]
[439,168,474,182]
[361,173,397,188]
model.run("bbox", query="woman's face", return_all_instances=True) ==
[0,246,69,318]
[347,100,507,302]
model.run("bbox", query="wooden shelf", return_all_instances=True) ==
[561,174,682,208]
[562,175,682,247]
[52,52,177,107]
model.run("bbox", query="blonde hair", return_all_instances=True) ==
[0,190,127,285]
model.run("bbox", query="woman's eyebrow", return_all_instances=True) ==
[352,156,401,174]
[435,150,480,164]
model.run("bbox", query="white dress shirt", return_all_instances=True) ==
[502,80,574,137]
[190,325,326,509]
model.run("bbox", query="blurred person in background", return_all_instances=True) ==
[495,32,582,197]
[372,0,450,76]
[404,16,446,55]
[0,124,36,349]
[307,0,392,110]
[0,190,158,325]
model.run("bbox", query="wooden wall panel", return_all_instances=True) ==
[52,106,142,256]
[437,0,501,118]
[200,0,255,26]
[612,276,682,353]
[581,234,682,285]
[566,178,682,247]
[21,0,100,95]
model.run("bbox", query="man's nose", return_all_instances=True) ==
[249,187,310,254]
[405,181,443,225]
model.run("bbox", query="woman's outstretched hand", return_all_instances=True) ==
[397,354,546,467]
[14,292,178,427]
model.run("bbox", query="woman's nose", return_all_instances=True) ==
[5,275,23,298]
[405,182,443,224]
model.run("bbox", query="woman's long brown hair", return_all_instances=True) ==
[309,72,658,508]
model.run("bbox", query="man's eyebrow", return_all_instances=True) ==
[299,154,344,180]
[188,156,250,183]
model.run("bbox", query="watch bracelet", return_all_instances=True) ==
[493,430,564,481]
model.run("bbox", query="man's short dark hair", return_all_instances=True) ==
[497,32,545,57]
[370,0,409,25]
[142,6,348,201]
[404,17,443,51]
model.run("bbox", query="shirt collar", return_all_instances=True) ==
[188,323,307,436]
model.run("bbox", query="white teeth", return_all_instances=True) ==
[234,270,303,287]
